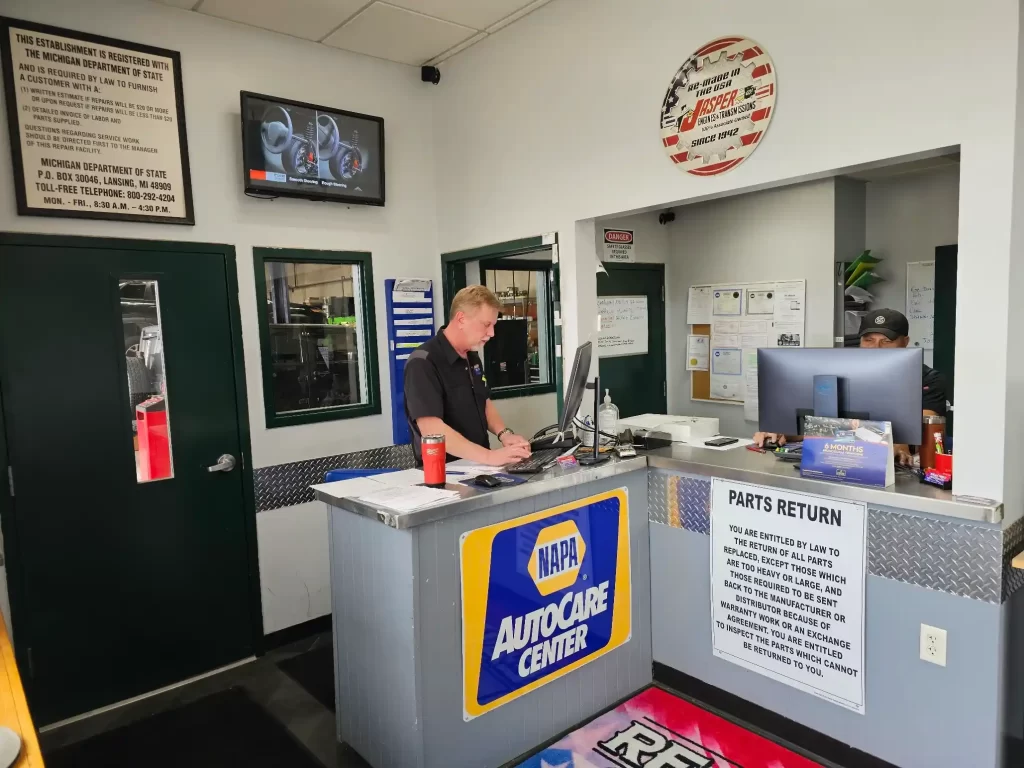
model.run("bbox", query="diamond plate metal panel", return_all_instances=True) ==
[648,470,711,534]
[254,444,416,512]
[868,509,1003,603]
[648,470,670,526]
[1002,516,1024,601]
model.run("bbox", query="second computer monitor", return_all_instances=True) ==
[757,347,924,445]
[559,342,593,435]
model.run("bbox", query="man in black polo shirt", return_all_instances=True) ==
[754,308,949,463]
[404,285,532,466]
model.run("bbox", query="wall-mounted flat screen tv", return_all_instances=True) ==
[240,91,384,206]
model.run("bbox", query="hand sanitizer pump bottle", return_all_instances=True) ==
[599,390,619,446]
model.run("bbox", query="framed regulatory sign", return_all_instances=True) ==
[0,17,194,224]
[660,36,777,177]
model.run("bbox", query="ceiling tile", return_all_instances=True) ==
[385,0,534,31]
[323,3,476,66]
[485,0,551,33]
[424,31,486,66]
[196,0,367,41]
[155,0,199,9]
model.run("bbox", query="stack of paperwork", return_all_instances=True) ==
[356,485,459,512]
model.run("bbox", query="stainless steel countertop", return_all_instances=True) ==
[317,446,1002,527]
[315,456,649,529]
[646,444,1003,523]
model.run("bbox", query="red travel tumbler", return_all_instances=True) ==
[422,434,446,488]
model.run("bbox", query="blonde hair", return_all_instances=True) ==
[450,284,500,318]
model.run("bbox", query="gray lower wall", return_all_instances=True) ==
[414,468,652,768]
[330,509,422,767]
[651,522,1002,767]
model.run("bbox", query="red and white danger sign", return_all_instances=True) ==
[660,36,777,177]
[602,229,634,262]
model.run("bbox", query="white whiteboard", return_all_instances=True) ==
[598,296,648,357]
[906,261,935,350]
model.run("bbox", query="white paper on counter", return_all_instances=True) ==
[310,476,389,500]
[357,486,459,512]
[687,286,713,325]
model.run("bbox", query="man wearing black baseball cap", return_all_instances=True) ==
[754,308,948,461]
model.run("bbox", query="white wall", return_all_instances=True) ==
[667,179,837,436]
[0,0,440,634]
[433,0,1019,506]
[865,166,960,366]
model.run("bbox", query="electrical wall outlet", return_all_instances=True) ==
[920,624,947,666]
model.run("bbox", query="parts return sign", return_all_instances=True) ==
[710,479,866,713]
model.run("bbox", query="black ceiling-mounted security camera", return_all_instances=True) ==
[421,66,441,85]
[659,211,676,225]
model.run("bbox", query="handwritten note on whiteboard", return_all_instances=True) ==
[906,261,935,350]
[598,296,648,357]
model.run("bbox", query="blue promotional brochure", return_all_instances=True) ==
[800,416,895,487]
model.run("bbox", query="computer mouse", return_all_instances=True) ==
[473,474,502,488]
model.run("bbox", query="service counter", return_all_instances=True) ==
[317,447,1022,768]
[316,457,652,768]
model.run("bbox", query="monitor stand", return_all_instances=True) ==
[578,376,608,466]
[531,433,577,451]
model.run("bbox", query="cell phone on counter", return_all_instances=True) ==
[705,436,739,447]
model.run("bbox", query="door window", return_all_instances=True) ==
[254,249,381,427]
[121,279,174,483]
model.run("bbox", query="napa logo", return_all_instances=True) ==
[527,521,586,596]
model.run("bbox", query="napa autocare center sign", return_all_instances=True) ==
[460,489,631,719]
[710,479,866,713]
[0,18,193,223]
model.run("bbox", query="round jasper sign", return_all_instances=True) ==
[660,36,777,176]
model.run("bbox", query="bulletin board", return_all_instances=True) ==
[687,280,806,418]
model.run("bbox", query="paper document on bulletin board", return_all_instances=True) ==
[598,296,648,357]
[689,280,805,412]
[907,261,935,350]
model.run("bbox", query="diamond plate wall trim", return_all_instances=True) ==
[254,445,416,512]
[867,509,1003,603]
[649,469,1014,603]
[1002,516,1024,601]
[648,469,711,534]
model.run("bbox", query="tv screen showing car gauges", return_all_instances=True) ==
[240,92,384,206]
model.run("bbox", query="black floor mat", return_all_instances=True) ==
[45,687,324,768]
[278,644,335,712]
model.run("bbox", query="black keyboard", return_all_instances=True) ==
[505,448,562,474]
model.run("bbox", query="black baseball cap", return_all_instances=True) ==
[859,308,909,340]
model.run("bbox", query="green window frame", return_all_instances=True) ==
[253,247,381,428]
[441,236,558,402]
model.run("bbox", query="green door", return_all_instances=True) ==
[933,244,957,437]
[597,264,667,418]
[0,235,258,725]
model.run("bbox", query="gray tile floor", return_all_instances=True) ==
[39,631,369,768]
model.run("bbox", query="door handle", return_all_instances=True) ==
[207,454,236,473]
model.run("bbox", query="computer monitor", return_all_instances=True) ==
[558,341,593,436]
[757,347,923,445]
